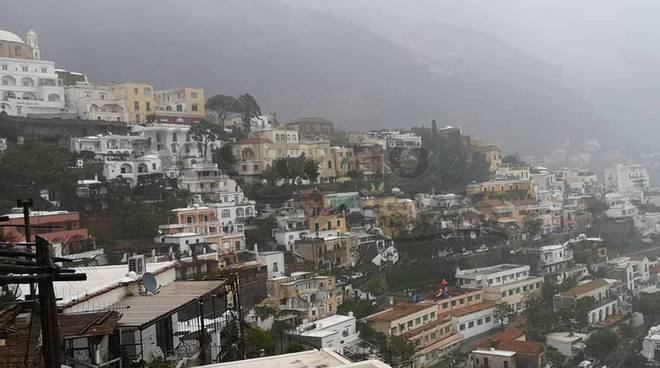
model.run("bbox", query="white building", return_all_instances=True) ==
[64,83,128,121]
[247,245,285,279]
[526,243,578,283]
[604,163,649,193]
[202,349,391,368]
[545,332,586,357]
[103,154,162,186]
[383,130,422,150]
[71,134,150,159]
[0,29,66,117]
[291,313,360,354]
[455,264,532,289]
[452,303,500,340]
[643,324,660,362]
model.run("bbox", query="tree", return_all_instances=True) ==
[302,157,320,182]
[574,296,595,327]
[524,216,543,238]
[213,143,235,172]
[584,329,619,361]
[494,302,513,326]
[237,93,261,132]
[189,119,224,157]
[206,95,240,128]
[244,325,276,358]
[545,347,567,368]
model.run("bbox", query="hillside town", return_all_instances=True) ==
[3,27,660,368]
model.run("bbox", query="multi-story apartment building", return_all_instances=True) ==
[365,302,461,367]
[353,144,389,178]
[103,154,163,187]
[0,209,98,260]
[265,272,337,322]
[435,288,500,341]
[272,209,310,251]
[601,256,651,292]
[554,279,619,325]
[524,243,581,283]
[284,117,334,141]
[456,264,543,312]
[382,130,422,151]
[112,82,155,124]
[604,163,649,193]
[71,134,151,159]
[331,147,355,178]
[158,205,246,251]
[294,234,359,271]
[64,83,128,121]
[495,165,530,180]
[154,87,205,124]
[308,211,348,234]
[0,29,66,117]
[466,179,534,199]
[361,196,418,237]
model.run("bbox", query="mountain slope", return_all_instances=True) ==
[0,0,607,153]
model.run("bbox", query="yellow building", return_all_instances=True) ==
[155,87,206,123]
[308,212,347,234]
[361,195,419,237]
[466,179,534,198]
[113,82,155,124]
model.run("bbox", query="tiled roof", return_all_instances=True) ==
[562,279,609,298]
[479,328,525,347]
[447,302,495,317]
[497,340,544,355]
[366,302,435,323]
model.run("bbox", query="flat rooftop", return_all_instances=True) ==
[194,349,392,368]
[366,302,435,323]
[108,280,225,328]
[456,264,527,277]
[472,349,516,357]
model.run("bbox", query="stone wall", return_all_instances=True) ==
[0,114,129,146]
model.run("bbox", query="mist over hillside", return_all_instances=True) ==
[0,0,608,153]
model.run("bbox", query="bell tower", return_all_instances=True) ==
[26,30,40,60]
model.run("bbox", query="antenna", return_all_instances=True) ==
[142,272,160,294]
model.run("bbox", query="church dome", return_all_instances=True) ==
[0,30,24,44]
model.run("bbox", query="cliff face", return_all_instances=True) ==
[0,0,606,153]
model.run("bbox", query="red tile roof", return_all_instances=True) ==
[497,340,544,355]
[447,302,495,317]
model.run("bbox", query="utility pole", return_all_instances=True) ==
[0,216,87,368]
[36,235,62,368]
[197,298,207,365]
[17,198,35,298]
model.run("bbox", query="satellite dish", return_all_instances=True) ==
[142,272,160,294]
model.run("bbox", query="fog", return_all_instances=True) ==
[3,0,660,154]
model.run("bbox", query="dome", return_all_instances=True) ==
[0,30,24,44]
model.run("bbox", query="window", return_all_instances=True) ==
[192,103,198,111]
[430,312,435,318]
[407,321,413,328]
[273,262,278,272]
[504,361,508,368]
[475,295,480,300]
[468,321,474,328]
[415,317,421,325]
[41,67,47,73]
[485,316,491,323]
[134,101,140,110]
[337,220,341,226]
[477,318,483,325]
[459,324,465,331]
[22,65,28,72]
[191,92,198,98]
[1,65,6,70]
[186,216,193,224]
[442,302,449,309]
[146,102,151,111]
[134,88,139,94]
[176,104,183,112]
